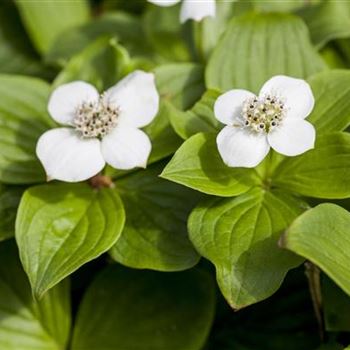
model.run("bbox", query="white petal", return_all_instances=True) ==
[259,75,315,119]
[101,126,152,170]
[180,0,216,23]
[148,0,181,6]
[214,89,256,126]
[216,126,270,168]
[36,128,105,182]
[103,71,159,129]
[48,81,99,125]
[267,119,315,156]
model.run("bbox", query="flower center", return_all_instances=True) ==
[241,94,286,133]
[74,97,119,138]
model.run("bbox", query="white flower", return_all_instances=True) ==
[36,71,159,182]
[214,75,316,168]
[148,0,216,23]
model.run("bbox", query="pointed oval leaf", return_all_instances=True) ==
[53,37,134,92]
[0,2,50,77]
[15,0,89,54]
[46,12,149,65]
[206,12,326,93]
[154,63,205,110]
[299,0,350,49]
[144,4,191,62]
[71,266,215,350]
[161,133,261,197]
[282,203,350,298]
[307,70,350,133]
[253,0,320,12]
[110,163,200,271]
[192,1,235,60]
[168,90,221,140]
[189,188,305,309]
[15,183,125,298]
[0,75,53,184]
[273,132,350,199]
[0,240,71,350]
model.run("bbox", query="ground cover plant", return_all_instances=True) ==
[2,0,350,349]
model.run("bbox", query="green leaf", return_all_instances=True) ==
[299,0,350,49]
[0,2,51,77]
[273,132,350,199]
[53,36,135,91]
[161,133,260,197]
[320,45,347,69]
[253,0,321,12]
[110,162,200,271]
[0,184,23,241]
[0,75,53,184]
[71,266,215,350]
[282,203,350,297]
[0,240,71,350]
[46,11,149,65]
[144,102,183,165]
[154,63,205,110]
[144,3,191,62]
[206,12,326,93]
[15,183,125,298]
[192,1,235,60]
[189,188,305,309]
[307,70,350,133]
[322,275,350,332]
[168,90,221,140]
[15,0,89,54]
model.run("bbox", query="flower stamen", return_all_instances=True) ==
[74,97,119,138]
[241,94,286,133]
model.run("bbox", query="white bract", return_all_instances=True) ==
[36,71,159,182]
[148,0,216,23]
[214,75,316,168]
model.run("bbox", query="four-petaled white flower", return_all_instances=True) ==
[148,0,216,23]
[214,75,316,168]
[36,70,159,182]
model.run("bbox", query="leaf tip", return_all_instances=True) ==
[32,287,46,302]
[158,169,168,179]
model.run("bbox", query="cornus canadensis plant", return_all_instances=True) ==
[214,75,316,168]
[5,2,350,350]
[36,70,159,182]
[148,0,216,23]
